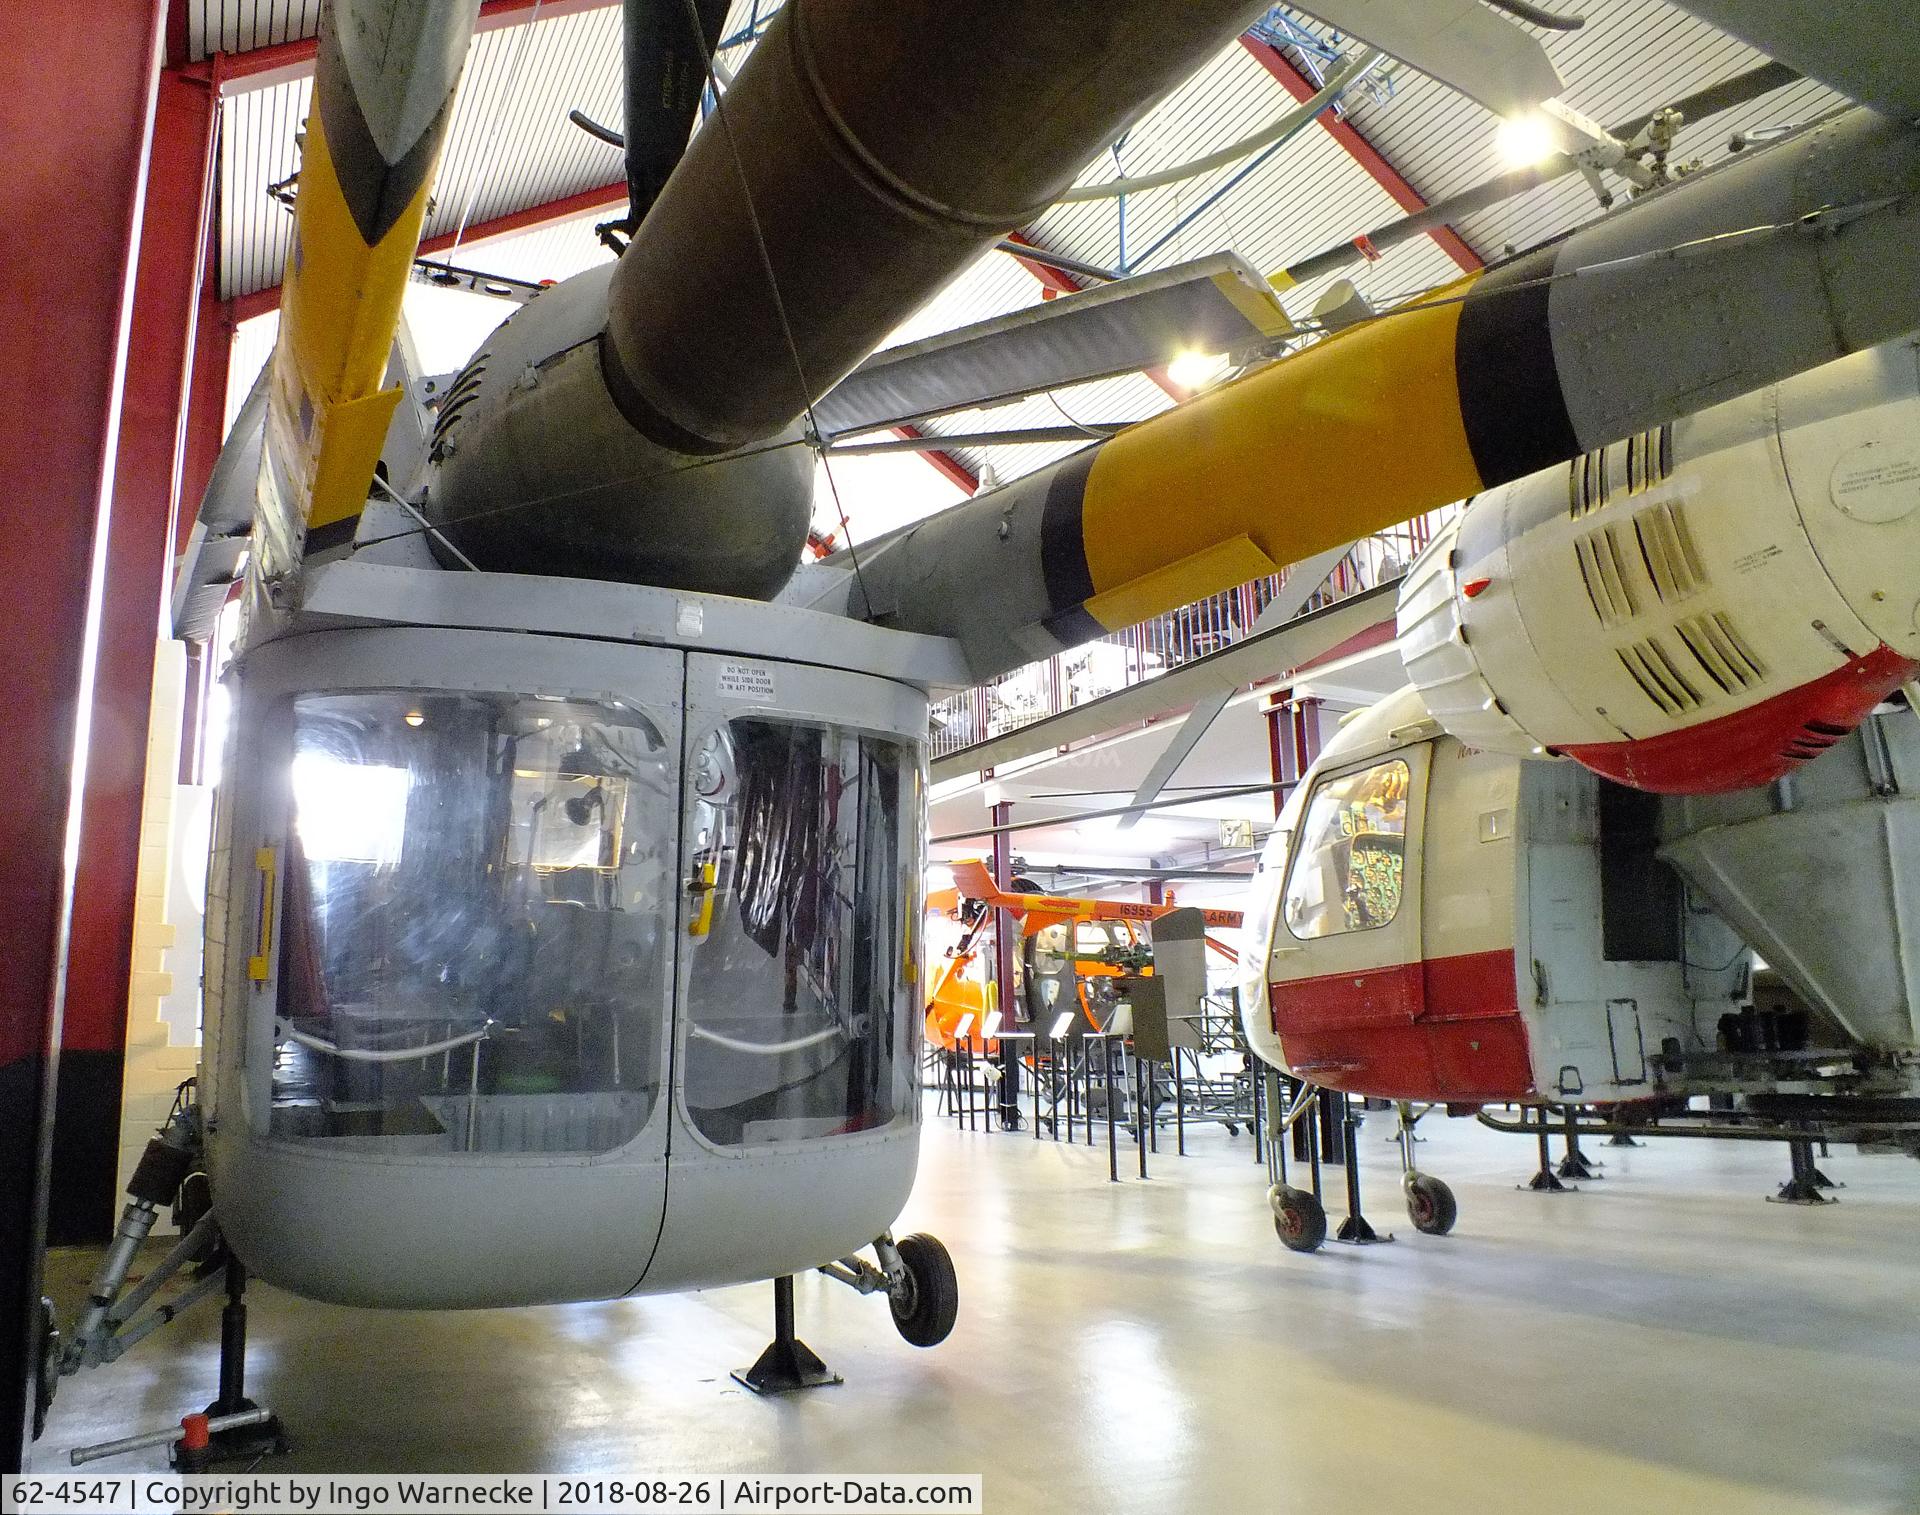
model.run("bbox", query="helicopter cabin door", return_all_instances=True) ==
[641,652,928,1292]
[1268,742,1430,1097]
[1413,736,1532,1101]
[222,629,687,1310]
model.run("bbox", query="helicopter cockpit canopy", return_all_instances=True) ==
[273,690,674,1155]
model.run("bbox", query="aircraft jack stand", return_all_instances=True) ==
[1333,1106,1392,1245]
[1768,1138,1839,1206]
[1606,1128,1643,1148]
[1555,1110,1603,1181]
[183,1260,289,1469]
[734,1276,841,1395]
[68,1256,292,1470]
[1520,1118,1575,1192]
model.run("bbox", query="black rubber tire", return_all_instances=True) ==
[1272,1187,1327,1253]
[890,1233,959,1347]
[1406,1173,1458,1236]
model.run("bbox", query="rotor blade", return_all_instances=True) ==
[813,252,1294,439]
[172,370,269,642]
[1666,1,1919,120]
[1113,543,1355,828]
[1610,57,1800,141]
[1286,0,1561,118]
[827,424,1128,455]
[1275,58,1804,290]
[623,0,729,228]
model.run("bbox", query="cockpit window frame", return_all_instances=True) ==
[1280,755,1414,943]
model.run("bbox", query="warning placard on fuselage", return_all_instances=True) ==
[717,660,776,701]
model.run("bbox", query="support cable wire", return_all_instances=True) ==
[676,0,874,614]
[447,0,546,257]
[361,194,1896,555]
[356,433,812,552]
[1055,48,1382,203]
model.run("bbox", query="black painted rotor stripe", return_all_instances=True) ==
[1039,446,1099,616]
[304,516,360,555]
[1041,605,1106,645]
[1453,246,1581,487]
[314,19,457,248]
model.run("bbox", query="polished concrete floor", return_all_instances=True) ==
[34,1111,1920,1512]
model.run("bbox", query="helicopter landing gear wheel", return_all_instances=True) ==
[1405,1173,1458,1236]
[887,1233,959,1347]
[1269,1184,1327,1253]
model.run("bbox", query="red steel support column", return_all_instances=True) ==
[1292,696,1324,777]
[1266,697,1291,820]
[0,0,167,1472]
[50,62,220,1248]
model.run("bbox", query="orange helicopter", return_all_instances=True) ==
[924,859,1241,1052]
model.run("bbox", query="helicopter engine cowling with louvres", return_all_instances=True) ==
[1396,340,1920,796]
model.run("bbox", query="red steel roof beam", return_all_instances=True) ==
[1239,34,1483,274]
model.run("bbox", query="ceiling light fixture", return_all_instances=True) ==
[1495,111,1558,168]
[1167,349,1227,392]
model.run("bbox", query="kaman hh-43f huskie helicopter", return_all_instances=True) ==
[40,0,1920,1465]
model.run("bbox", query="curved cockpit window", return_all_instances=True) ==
[1282,758,1411,941]
[269,691,673,1154]
[682,720,917,1146]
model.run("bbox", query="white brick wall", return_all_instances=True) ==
[113,638,209,1228]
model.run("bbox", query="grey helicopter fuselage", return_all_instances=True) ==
[202,567,948,1308]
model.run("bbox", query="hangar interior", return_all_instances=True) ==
[7,1,1920,1509]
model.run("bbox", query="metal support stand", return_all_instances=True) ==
[1606,1127,1642,1147]
[1268,1076,1288,1190]
[1173,1051,1186,1157]
[997,1033,1025,1132]
[177,1260,288,1470]
[1319,1089,1345,1166]
[1769,1137,1839,1206]
[1033,1044,1043,1140]
[1135,1057,1149,1179]
[733,1276,841,1395]
[1250,1067,1265,1166]
[1520,1112,1574,1192]
[1556,1106,1602,1180]
[1306,1092,1324,1201]
[1333,1104,1391,1245]
[1104,1040,1119,1183]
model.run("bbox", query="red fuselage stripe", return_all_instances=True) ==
[1268,948,1534,1102]
[1558,644,1919,795]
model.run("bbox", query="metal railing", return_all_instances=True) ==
[929,509,1453,760]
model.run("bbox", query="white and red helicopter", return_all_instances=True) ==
[1238,337,1920,1249]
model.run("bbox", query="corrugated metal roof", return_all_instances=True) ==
[1341,0,1846,263]
[188,0,322,62]
[219,4,627,300]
